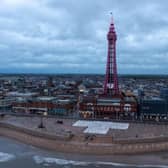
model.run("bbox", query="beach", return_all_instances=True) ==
[1,137,168,168]
[1,115,168,156]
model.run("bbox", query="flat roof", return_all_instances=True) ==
[73,120,129,135]
[97,98,121,105]
[37,97,56,101]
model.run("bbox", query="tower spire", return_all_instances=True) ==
[110,12,114,24]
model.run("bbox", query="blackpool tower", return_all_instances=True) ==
[104,17,119,97]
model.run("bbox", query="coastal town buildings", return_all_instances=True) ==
[0,17,167,121]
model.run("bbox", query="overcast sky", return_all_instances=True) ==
[0,0,168,74]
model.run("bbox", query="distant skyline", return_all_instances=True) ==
[0,0,168,74]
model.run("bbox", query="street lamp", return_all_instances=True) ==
[38,110,48,128]
[38,113,45,128]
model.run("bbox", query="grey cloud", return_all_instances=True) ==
[0,0,168,74]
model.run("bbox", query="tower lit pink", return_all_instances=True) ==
[104,16,119,96]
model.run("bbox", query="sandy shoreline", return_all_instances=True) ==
[1,120,168,156]
[1,136,168,166]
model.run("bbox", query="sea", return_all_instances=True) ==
[0,137,168,168]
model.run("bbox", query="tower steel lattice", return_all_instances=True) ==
[104,17,119,96]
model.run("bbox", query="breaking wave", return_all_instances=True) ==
[33,155,168,168]
[0,152,15,162]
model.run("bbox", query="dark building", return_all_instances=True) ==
[140,98,167,120]
[160,88,168,101]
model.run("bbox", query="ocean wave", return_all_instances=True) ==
[33,156,88,166]
[33,155,168,168]
[33,156,168,168]
[0,152,15,162]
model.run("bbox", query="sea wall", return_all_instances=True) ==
[0,122,72,141]
[1,122,168,155]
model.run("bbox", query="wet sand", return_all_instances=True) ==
[1,136,168,167]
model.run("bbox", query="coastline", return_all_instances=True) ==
[1,121,168,155]
[2,137,168,167]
